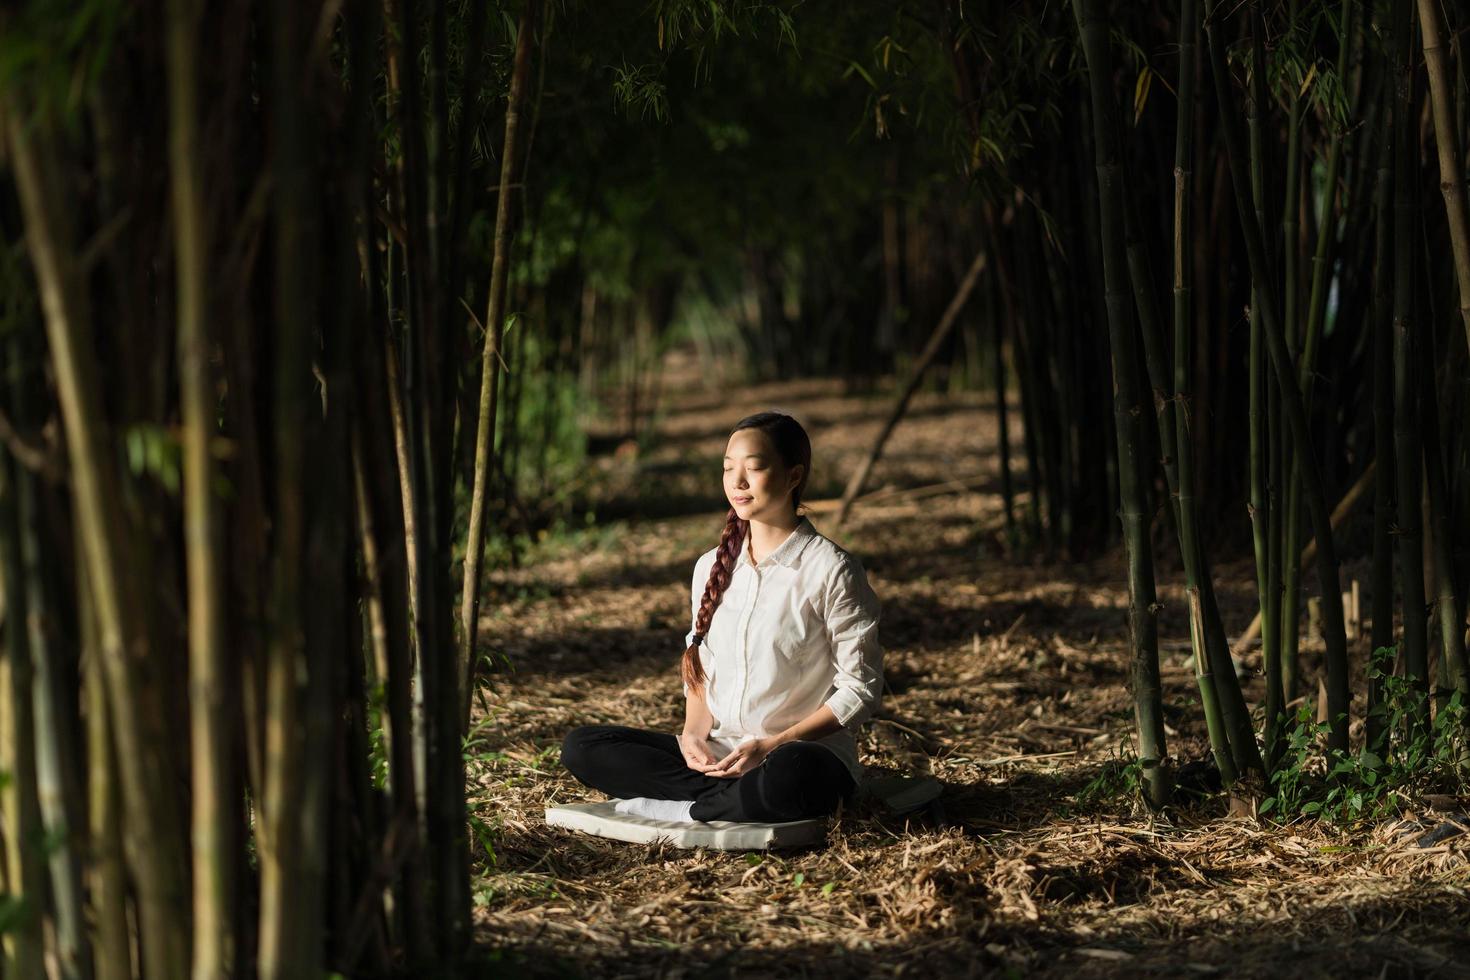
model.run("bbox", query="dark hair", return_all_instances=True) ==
[681,412,811,697]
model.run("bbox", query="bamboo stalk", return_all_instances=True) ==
[1368,89,1396,755]
[1413,225,1470,711]
[459,0,536,718]
[1167,0,1240,782]
[167,0,238,972]
[1,450,45,980]
[1417,0,1470,357]
[1282,1,1355,711]
[8,331,91,979]
[1234,460,1378,653]
[1071,0,1171,804]
[258,0,327,970]
[1134,28,1262,781]
[1390,0,1430,728]
[1206,1,1352,755]
[351,30,429,940]
[1245,14,1282,747]
[80,560,130,980]
[1282,0,1303,354]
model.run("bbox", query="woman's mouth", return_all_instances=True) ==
[732,495,753,504]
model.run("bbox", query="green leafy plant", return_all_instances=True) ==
[1261,646,1469,823]
[1075,752,1145,809]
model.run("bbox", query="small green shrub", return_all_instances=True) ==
[1261,646,1469,824]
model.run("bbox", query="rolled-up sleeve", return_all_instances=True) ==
[821,556,883,727]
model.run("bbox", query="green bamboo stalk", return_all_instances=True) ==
[1282,0,1303,358]
[1418,0,1470,357]
[166,0,238,973]
[1127,224,1260,777]
[1390,0,1430,729]
[1167,0,1247,780]
[1071,0,1170,806]
[1206,0,1352,755]
[1418,303,1470,711]
[1282,1,1356,709]
[1245,9,1283,746]
[1240,7,1287,764]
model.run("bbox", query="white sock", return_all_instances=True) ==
[614,797,698,823]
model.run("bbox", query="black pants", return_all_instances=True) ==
[560,724,856,823]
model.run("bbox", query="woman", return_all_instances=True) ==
[561,411,884,824]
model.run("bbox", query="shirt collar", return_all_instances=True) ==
[744,516,818,568]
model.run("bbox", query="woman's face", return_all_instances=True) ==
[724,428,804,523]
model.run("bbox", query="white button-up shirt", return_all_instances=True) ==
[682,516,883,784]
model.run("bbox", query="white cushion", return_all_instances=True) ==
[545,800,826,851]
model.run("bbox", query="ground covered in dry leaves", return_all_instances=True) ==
[466,372,1470,979]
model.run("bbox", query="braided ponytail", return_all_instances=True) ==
[681,507,748,696]
[681,411,811,698]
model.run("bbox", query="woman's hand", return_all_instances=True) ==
[708,736,780,778]
[678,732,722,773]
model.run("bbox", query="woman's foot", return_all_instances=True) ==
[613,797,698,823]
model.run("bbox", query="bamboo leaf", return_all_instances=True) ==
[1297,61,1317,99]
[845,59,876,90]
[1133,65,1152,125]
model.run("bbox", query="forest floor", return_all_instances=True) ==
[465,360,1470,979]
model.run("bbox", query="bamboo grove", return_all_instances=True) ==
[0,0,1469,976]
[1061,0,1470,808]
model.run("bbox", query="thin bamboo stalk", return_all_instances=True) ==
[1368,89,1396,754]
[1,450,45,980]
[1168,0,1239,782]
[9,333,91,979]
[1419,310,1470,710]
[167,0,238,972]
[1245,15,1282,741]
[1390,0,1430,727]
[461,0,534,667]
[1071,0,1170,804]
[1417,0,1470,356]
[80,560,129,980]
[258,0,326,970]
[1206,1,1352,755]
[1282,1,1355,710]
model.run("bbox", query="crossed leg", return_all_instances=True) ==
[559,724,855,823]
